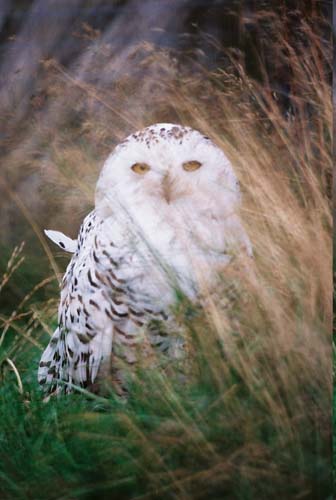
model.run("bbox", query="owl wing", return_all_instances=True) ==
[38,211,163,393]
[44,229,77,253]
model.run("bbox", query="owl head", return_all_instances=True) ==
[95,123,252,282]
[96,123,240,218]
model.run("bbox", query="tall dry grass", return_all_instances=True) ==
[0,10,332,500]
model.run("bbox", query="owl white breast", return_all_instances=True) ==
[38,123,252,393]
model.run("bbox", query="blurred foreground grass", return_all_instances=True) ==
[0,9,332,500]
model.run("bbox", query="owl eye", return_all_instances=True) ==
[182,160,202,172]
[131,163,150,174]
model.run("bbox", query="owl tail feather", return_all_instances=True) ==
[38,327,110,393]
[38,327,69,392]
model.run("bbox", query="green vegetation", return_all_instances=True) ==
[0,306,331,499]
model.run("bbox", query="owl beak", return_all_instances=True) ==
[162,173,173,204]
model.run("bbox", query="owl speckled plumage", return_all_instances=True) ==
[38,123,252,393]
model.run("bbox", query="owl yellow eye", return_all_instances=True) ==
[182,160,202,172]
[131,163,150,175]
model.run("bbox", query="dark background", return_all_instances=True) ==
[0,0,331,123]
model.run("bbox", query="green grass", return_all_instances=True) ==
[0,302,331,500]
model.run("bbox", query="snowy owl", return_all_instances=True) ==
[38,123,252,393]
